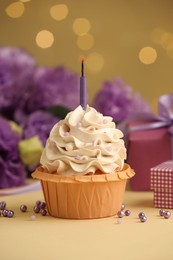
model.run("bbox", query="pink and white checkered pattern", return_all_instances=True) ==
[150,161,173,209]
[154,190,173,209]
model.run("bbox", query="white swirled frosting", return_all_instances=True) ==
[40,105,126,176]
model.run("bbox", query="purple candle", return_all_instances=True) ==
[80,57,87,110]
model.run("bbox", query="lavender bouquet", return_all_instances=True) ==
[14,66,79,124]
[0,46,36,120]
[18,110,59,171]
[0,117,26,189]
[23,110,59,146]
[93,77,151,122]
[25,66,79,112]
[0,46,80,188]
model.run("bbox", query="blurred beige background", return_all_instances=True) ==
[0,0,173,112]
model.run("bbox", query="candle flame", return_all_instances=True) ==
[82,57,85,62]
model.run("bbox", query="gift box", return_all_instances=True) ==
[150,161,173,209]
[127,124,171,191]
[125,94,173,191]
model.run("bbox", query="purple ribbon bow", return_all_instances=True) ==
[127,94,173,158]
[129,94,173,134]
[118,93,173,139]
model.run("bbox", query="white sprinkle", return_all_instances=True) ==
[66,143,74,151]
[116,219,122,224]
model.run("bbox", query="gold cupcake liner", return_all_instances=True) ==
[32,163,135,219]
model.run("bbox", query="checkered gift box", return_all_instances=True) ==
[150,161,173,209]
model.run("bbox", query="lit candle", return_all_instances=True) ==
[80,57,87,110]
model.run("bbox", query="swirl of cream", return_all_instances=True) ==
[40,105,126,175]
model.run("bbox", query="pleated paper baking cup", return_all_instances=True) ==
[32,163,135,219]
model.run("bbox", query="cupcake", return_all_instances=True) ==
[32,105,135,219]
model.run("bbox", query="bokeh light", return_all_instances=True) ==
[35,30,54,49]
[20,0,32,2]
[139,47,157,65]
[160,32,173,50]
[50,4,68,21]
[86,53,104,73]
[5,1,25,18]
[151,28,165,45]
[77,34,94,50]
[73,18,91,35]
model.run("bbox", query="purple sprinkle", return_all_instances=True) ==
[138,212,145,219]
[76,122,81,128]
[75,155,81,160]
[33,205,40,214]
[64,132,69,136]
[7,210,14,218]
[106,146,112,152]
[36,200,42,207]
[117,210,125,218]
[2,209,8,217]
[20,205,27,212]
[0,201,6,210]
[164,211,171,219]
[39,202,46,209]
[140,215,147,223]
[40,209,47,216]
[159,209,165,217]
[121,204,125,210]
[125,210,131,216]
[103,119,108,124]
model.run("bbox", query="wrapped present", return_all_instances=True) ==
[150,161,173,209]
[127,126,171,191]
[125,94,173,191]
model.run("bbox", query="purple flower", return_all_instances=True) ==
[0,46,36,117]
[26,66,80,113]
[92,78,151,122]
[0,117,26,189]
[23,111,59,146]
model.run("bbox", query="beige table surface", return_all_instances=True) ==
[1,182,173,260]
